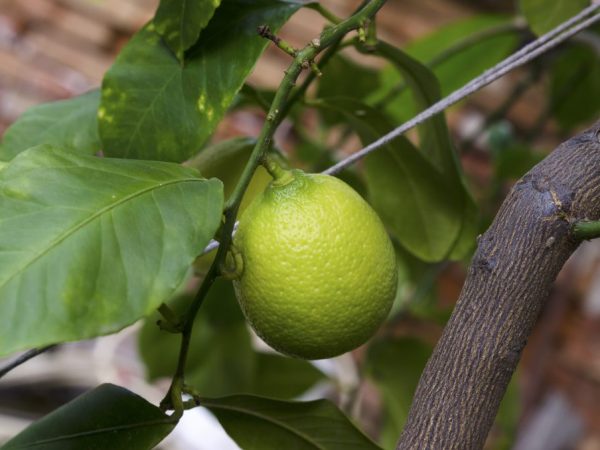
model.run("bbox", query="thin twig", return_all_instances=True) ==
[0,345,56,379]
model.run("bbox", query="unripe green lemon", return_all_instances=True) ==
[232,169,397,360]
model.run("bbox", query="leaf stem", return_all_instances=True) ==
[161,0,388,413]
[572,220,600,240]
[306,3,343,24]
[262,153,294,185]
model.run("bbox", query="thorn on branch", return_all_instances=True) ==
[357,20,369,43]
[257,25,297,57]
[310,61,322,77]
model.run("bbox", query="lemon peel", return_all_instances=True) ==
[232,168,397,359]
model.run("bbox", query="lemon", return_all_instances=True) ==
[232,168,397,360]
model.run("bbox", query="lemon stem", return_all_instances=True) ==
[262,154,295,186]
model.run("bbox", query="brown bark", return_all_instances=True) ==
[397,121,600,450]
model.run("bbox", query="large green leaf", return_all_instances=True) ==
[154,0,222,61]
[202,395,381,449]
[520,0,588,36]
[370,43,480,259]
[364,143,464,262]
[2,384,176,449]
[317,55,379,125]
[550,44,600,130]
[372,41,458,177]
[317,98,466,262]
[0,90,101,161]
[99,0,305,162]
[365,338,431,450]
[0,146,223,356]
[139,279,324,398]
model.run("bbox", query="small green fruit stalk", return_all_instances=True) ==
[230,154,398,360]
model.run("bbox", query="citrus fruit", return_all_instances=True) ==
[231,167,397,359]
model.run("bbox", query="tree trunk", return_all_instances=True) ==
[397,121,600,449]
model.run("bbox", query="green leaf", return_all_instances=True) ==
[373,41,458,177]
[375,16,517,129]
[99,0,305,162]
[365,142,464,262]
[389,244,444,321]
[0,146,223,356]
[235,84,276,111]
[550,44,600,129]
[202,395,381,449]
[139,280,254,397]
[154,0,222,61]
[520,0,588,36]
[370,42,480,260]
[316,98,465,262]
[139,280,324,399]
[2,384,176,449]
[249,353,325,399]
[365,338,431,449]
[317,55,379,125]
[186,322,256,396]
[0,90,101,161]
[187,137,273,215]
[493,144,544,180]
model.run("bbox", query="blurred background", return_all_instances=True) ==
[0,0,599,449]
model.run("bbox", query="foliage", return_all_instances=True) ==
[0,0,597,448]
[519,0,589,35]
[2,384,176,449]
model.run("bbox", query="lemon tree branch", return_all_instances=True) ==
[161,0,388,413]
[397,120,600,450]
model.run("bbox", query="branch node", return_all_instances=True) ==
[357,20,370,43]
[257,25,297,57]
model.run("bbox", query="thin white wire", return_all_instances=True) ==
[201,5,600,256]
